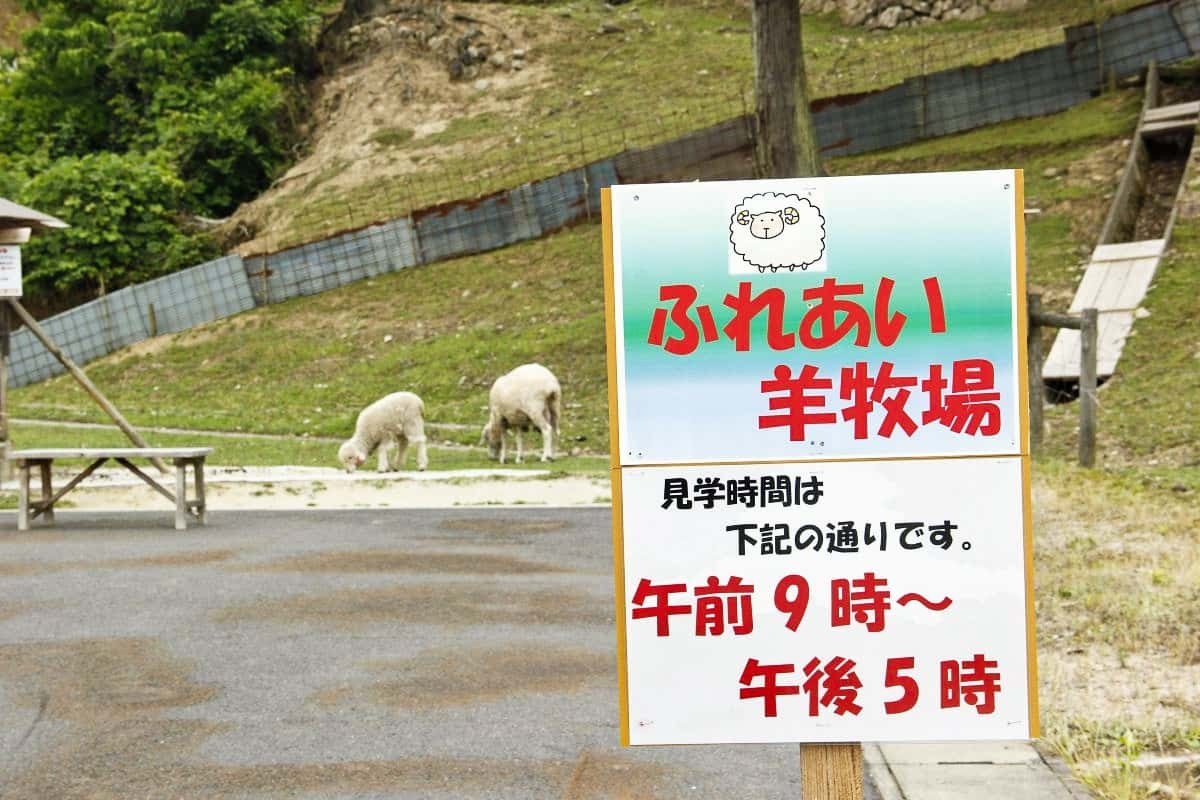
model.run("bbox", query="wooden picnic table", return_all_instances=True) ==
[8,447,213,531]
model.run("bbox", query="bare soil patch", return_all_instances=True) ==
[227,2,568,254]
[1134,151,1188,241]
[1032,474,1200,733]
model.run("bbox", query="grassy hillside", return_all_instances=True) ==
[11,88,1152,453]
[233,0,1152,252]
[14,223,610,454]
[13,88,1149,456]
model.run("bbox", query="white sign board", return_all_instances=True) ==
[0,246,23,297]
[619,458,1031,744]
[602,171,1036,746]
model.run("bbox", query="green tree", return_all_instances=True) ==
[0,0,321,301]
[19,151,219,297]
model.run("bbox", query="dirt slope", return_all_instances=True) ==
[224,2,567,254]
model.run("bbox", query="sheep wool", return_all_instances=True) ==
[338,391,429,472]
[481,363,561,464]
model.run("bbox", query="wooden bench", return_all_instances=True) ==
[9,448,213,531]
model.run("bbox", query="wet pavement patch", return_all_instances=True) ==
[0,549,239,575]
[560,750,672,800]
[0,637,217,721]
[438,517,571,536]
[1,716,659,799]
[313,644,612,710]
[236,549,567,575]
[0,637,659,799]
[216,580,611,628]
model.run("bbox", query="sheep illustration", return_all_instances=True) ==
[728,192,826,274]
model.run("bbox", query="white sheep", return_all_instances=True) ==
[338,391,429,472]
[480,363,561,464]
[728,191,826,273]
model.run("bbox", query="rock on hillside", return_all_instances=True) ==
[800,0,1027,29]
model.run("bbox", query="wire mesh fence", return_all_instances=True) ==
[10,0,1200,389]
[274,0,1200,252]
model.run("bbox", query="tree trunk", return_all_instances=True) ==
[752,0,824,178]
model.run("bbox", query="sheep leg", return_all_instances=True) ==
[395,438,408,470]
[529,410,554,462]
[377,438,393,472]
[514,429,524,464]
[402,418,427,471]
[499,433,507,465]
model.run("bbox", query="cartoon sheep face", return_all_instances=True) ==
[735,207,801,241]
[729,191,826,273]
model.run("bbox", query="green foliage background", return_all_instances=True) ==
[0,0,321,302]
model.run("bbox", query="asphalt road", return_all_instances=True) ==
[0,508,884,799]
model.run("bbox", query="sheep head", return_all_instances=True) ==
[737,208,799,240]
[337,440,367,472]
[481,420,502,460]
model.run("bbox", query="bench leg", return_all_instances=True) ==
[193,458,206,525]
[175,459,187,531]
[38,461,54,525]
[17,463,29,531]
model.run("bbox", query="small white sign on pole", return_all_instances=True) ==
[0,246,23,297]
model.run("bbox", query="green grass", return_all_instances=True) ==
[368,127,415,148]
[12,90,1144,461]
[13,223,610,454]
[1041,218,1200,490]
[8,422,607,474]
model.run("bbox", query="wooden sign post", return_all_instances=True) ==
[602,172,1037,795]
[802,744,863,800]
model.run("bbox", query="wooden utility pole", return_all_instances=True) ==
[752,0,824,178]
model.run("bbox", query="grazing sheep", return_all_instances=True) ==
[480,363,561,464]
[728,191,826,273]
[338,391,429,472]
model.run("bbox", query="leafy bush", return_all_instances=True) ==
[19,151,219,296]
[0,0,322,303]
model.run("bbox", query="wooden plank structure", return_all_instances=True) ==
[1042,240,1163,379]
[1044,75,1196,382]
[1140,100,1200,138]
[9,447,212,531]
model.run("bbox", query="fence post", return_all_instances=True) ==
[1079,307,1099,467]
[1027,292,1044,451]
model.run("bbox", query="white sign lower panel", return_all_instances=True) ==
[618,456,1033,744]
